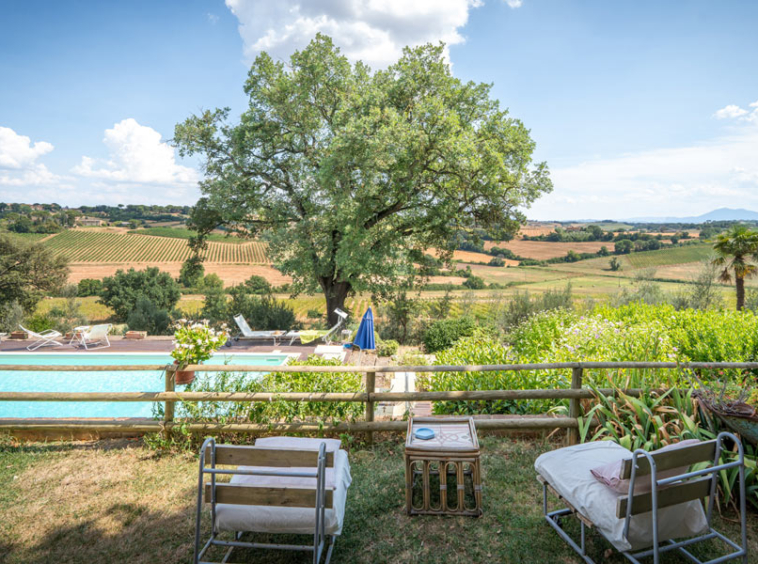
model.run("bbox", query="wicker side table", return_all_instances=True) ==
[404,417,483,517]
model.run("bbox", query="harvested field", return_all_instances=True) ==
[484,240,616,259]
[67,263,290,286]
[518,223,559,237]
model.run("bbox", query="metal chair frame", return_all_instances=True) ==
[194,438,335,564]
[541,432,748,564]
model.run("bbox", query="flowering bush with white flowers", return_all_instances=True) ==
[171,320,228,366]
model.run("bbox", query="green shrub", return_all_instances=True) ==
[377,339,399,357]
[175,356,363,425]
[229,289,298,331]
[126,297,172,335]
[424,334,555,415]
[179,255,204,288]
[423,315,478,353]
[77,278,103,297]
[244,275,272,295]
[462,275,486,289]
[0,300,24,333]
[24,312,55,333]
[488,257,506,267]
[99,267,181,321]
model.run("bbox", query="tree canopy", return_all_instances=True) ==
[99,267,181,321]
[0,235,69,312]
[175,34,552,322]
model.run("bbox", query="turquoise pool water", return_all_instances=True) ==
[0,353,290,418]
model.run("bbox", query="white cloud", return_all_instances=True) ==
[0,126,63,192]
[73,118,197,186]
[0,126,54,169]
[714,104,748,119]
[504,0,523,8]
[206,12,219,24]
[224,0,482,69]
[528,105,758,220]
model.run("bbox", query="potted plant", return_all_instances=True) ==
[170,320,228,385]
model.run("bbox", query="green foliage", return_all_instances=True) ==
[423,315,478,353]
[229,287,298,331]
[0,300,24,333]
[489,283,574,332]
[201,273,224,291]
[711,224,758,310]
[23,312,55,333]
[462,275,486,289]
[244,275,272,295]
[179,255,205,288]
[488,257,506,267]
[376,292,422,344]
[376,339,399,357]
[615,239,633,254]
[126,297,172,335]
[174,34,551,319]
[176,356,363,425]
[609,257,621,271]
[200,285,229,326]
[579,385,758,509]
[77,278,103,297]
[0,235,68,313]
[424,334,553,415]
[99,267,181,322]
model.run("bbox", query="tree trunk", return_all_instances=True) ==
[322,279,351,327]
[736,275,745,311]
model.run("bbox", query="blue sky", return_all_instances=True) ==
[1,0,757,220]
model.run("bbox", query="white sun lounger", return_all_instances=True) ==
[232,314,284,345]
[19,324,64,351]
[535,433,748,563]
[194,436,352,564]
[284,308,348,345]
[73,323,112,350]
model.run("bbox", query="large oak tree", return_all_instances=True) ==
[175,35,552,324]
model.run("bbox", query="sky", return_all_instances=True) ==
[1,0,757,220]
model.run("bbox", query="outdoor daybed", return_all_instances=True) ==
[195,436,352,564]
[535,433,748,563]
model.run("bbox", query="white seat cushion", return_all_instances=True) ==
[214,438,351,536]
[535,441,708,552]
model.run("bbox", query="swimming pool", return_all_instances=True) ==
[0,352,290,418]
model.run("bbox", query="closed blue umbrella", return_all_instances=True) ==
[353,307,375,350]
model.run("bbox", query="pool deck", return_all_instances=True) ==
[0,336,333,361]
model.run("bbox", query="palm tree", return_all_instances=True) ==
[712,225,758,310]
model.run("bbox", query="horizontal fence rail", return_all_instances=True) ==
[1,361,757,373]
[0,388,662,402]
[0,361,746,442]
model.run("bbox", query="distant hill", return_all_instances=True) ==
[623,208,758,223]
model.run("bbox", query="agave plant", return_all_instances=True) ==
[578,383,758,510]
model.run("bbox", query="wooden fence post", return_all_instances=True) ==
[164,367,175,439]
[365,371,376,445]
[568,365,583,445]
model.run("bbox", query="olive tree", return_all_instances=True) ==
[0,235,68,312]
[175,35,551,325]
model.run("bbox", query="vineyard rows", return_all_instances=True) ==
[43,231,269,264]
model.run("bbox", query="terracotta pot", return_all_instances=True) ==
[173,361,196,385]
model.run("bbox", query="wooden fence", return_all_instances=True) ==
[0,361,754,443]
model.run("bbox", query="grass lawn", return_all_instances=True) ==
[1,436,756,563]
